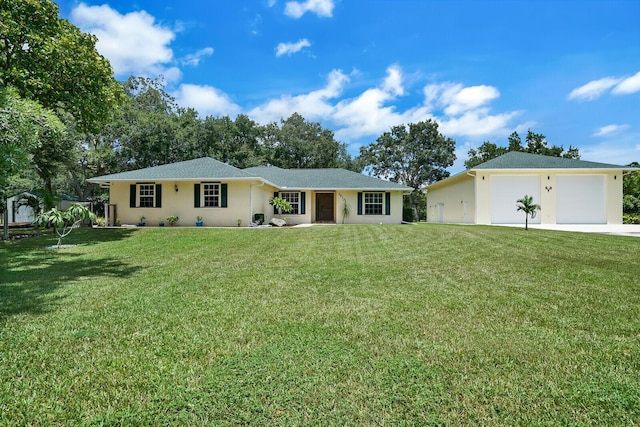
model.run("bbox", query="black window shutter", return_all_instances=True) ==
[221,183,228,208]
[130,184,136,208]
[300,192,306,214]
[273,191,279,214]
[155,184,162,208]
[194,184,201,208]
[385,192,391,215]
[357,192,363,215]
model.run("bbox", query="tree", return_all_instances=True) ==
[0,0,124,134]
[36,203,96,248]
[623,161,640,221]
[465,130,580,169]
[359,119,456,218]
[516,195,541,230]
[0,86,65,204]
[265,113,353,169]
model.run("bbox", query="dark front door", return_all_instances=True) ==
[316,193,334,222]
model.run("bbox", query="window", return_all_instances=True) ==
[203,183,219,207]
[139,184,155,207]
[280,192,300,214]
[364,192,383,215]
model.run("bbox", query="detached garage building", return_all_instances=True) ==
[426,152,632,225]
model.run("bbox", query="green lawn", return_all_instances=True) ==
[1,224,639,426]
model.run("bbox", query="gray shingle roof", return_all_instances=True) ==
[472,151,626,170]
[88,157,255,182]
[244,166,413,191]
[89,157,413,191]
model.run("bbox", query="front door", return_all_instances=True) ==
[316,193,334,222]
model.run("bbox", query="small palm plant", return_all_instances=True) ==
[516,195,541,230]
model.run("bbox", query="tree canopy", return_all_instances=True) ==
[359,119,456,219]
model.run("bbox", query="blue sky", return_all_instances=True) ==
[56,0,640,171]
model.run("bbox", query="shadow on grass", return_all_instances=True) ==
[0,228,142,320]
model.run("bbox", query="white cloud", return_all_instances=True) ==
[593,124,630,137]
[275,39,311,57]
[284,0,334,18]
[182,47,214,66]
[71,3,176,78]
[173,84,241,117]
[248,69,349,123]
[612,71,640,95]
[382,64,404,96]
[568,76,623,101]
[421,82,516,137]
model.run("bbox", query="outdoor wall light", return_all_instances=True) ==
[174,184,179,192]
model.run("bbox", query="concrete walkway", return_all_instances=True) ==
[499,223,640,237]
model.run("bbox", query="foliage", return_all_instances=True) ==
[360,119,456,216]
[516,194,541,230]
[166,215,179,226]
[623,162,640,216]
[269,196,293,214]
[264,112,354,169]
[15,193,42,217]
[0,0,124,133]
[339,193,351,224]
[1,225,639,425]
[465,130,580,168]
[35,202,96,247]
[0,86,65,201]
[623,214,640,224]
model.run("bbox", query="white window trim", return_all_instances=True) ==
[202,182,220,208]
[364,192,383,215]
[279,191,301,215]
[138,183,155,208]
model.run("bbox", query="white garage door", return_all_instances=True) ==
[490,175,541,224]
[556,175,606,224]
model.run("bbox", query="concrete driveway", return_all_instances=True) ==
[500,223,640,237]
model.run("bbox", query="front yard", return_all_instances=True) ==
[1,224,639,425]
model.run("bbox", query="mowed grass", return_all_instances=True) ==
[1,224,639,426]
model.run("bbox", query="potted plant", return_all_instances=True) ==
[158,217,165,227]
[166,215,179,226]
[138,215,146,226]
[237,218,242,227]
[196,216,203,227]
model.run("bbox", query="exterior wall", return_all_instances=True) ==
[253,187,405,225]
[110,180,256,227]
[111,180,410,226]
[426,175,475,223]
[474,169,624,225]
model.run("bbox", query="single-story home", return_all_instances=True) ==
[88,157,413,226]
[426,151,635,225]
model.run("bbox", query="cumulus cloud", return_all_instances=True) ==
[173,84,241,117]
[182,47,214,66]
[71,3,176,79]
[284,0,334,18]
[275,38,311,57]
[612,71,640,95]
[248,69,349,123]
[593,124,629,137]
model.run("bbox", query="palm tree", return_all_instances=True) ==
[516,195,541,230]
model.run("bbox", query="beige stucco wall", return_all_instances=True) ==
[109,180,256,227]
[426,174,475,223]
[474,169,624,225]
[110,180,408,226]
[252,187,406,225]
